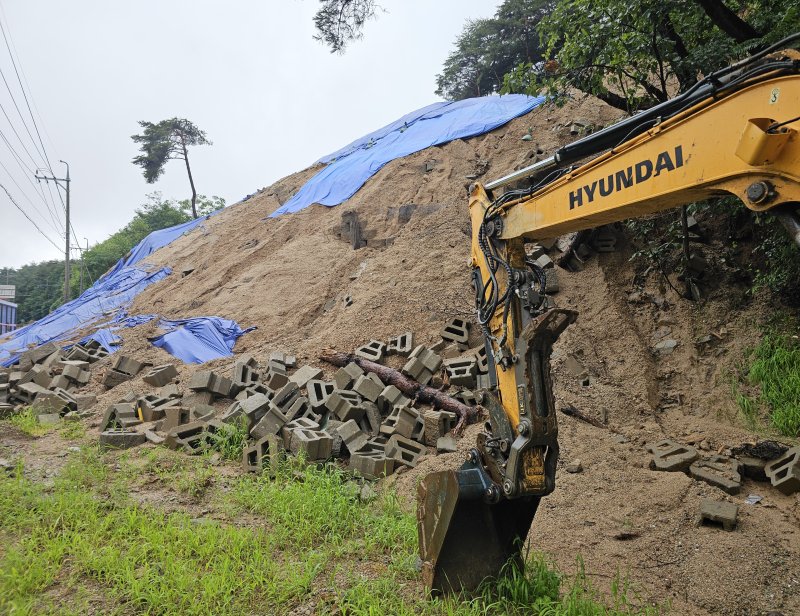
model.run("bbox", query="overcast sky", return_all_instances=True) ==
[0,0,496,268]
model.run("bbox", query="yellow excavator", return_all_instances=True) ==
[418,34,800,593]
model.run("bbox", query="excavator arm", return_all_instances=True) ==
[418,38,800,594]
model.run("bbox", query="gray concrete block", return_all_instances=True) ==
[410,345,443,373]
[161,406,191,432]
[436,435,458,453]
[394,406,420,439]
[354,340,386,362]
[327,389,365,422]
[444,357,477,388]
[646,439,699,472]
[270,351,296,368]
[143,364,178,387]
[441,318,470,345]
[250,403,288,440]
[422,410,457,446]
[353,374,382,402]
[112,355,145,377]
[282,417,321,448]
[377,385,410,415]
[387,332,414,356]
[765,446,800,495]
[349,450,394,479]
[34,388,77,415]
[289,365,323,388]
[401,357,433,385]
[103,368,133,389]
[289,428,333,460]
[307,379,335,410]
[334,363,364,390]
[386,434,426,468]
[690,456,742,495]
[188,370,232,398]
[337,419,370,453]
[100,429,146,449]
[699,499,738,531]
[358,401,381,436]
[48,375,71,390]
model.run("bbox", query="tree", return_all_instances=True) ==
[436,0,553,101]
[313,0,380,53]
[131,118,211,218]
[501,0,800,113]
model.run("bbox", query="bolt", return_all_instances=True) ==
[503,479,514,495]
[746,181,773,204]
[517,422,529,436]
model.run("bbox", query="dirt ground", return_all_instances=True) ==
[3,95,799,615]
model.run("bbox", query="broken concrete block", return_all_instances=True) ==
[646,439,699,473]
[387,332,414,356]
[269,351,296,368]
[352,374,382,402]
[103,369,133,389]
[326,389,365,422]
[441,318,470,345]
[100,429,146,449]
[289,365,323,388]
[699,499,738,531]
[34,388,77,415]
[354,340,386,362]
[112,355,145,377]
[349,450,395,479]
[358,401,382,436]
[689,456,742,495]
[422,410,457,446]
[765,447,800,495]
[401,357,433,386]
[143,364,178,387]
[334,363,364,390]
[386,434,426,468]
[738,456,769,482]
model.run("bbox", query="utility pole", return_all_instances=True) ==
[35,160,70,302]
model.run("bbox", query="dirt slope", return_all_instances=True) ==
[63,96,800,614]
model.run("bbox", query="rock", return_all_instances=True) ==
[359,483,377,503]
[0,458,13,474]
[566,459,583,473]
[37,413,60,425]
[654,339,678,354]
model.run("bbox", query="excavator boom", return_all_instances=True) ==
[418,38,800,594]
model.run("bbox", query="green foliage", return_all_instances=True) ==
[750,214,800,306]
[744,333,800,436]
[0,260,64,324]
[501,0,800,111]
[206,416,250,461]
[7,406,56,437]
[313,0,379,53]
[131,117,210,184]
[435,0,553,101]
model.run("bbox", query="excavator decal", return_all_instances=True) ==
[569,145,685,208]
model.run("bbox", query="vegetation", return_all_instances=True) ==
[435,0,552,101]
[0,447,663,615]
[739,332,800,436]
[131,118,212,218]
[501,0,800,112]
[1,192,223,324]
[313,0,380,53]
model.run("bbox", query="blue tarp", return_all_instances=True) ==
[270,94,544,217]
[151,317,255,364]
[0,217,209,366]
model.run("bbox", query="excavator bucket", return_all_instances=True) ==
[417,453,540,594]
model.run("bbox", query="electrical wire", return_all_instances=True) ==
[1,181,62,253]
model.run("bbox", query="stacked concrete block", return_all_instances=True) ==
[354,340,386,362]
[142,364,178,387]
[765,447,800,495]
[387,332,414,356]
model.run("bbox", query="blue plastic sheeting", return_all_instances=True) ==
[0,216,209,367]
[78,314,159,354]
[151,317,255,364]
[0,266,171,366]
[270,94,544,218]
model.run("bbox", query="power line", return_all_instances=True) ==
[0,155,61,236]
[1,181,62,253]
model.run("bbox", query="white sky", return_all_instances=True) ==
[0,0,497,268]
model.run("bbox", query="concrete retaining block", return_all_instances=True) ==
[646,439,699,472]
[337,419,370,453]
[387,332,414,356]
[289,365,323,388]
[441,318,470,345]
[386,434,426,468]
[355,340,387,362]
[100,429,146,450]
[143,364,178,387]
[249,403,288,440]
[327,389,365,422]
[334,363,364,390]
[350,451,395,479]
[699,499,738,531]
[765,446,800,495]
[288,428,333,460]
[689,456,742,495]
[353,374,382,402]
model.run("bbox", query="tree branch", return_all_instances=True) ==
[693,0,761,42]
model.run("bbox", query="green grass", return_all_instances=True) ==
[5,407,85,440]
[0,448,665,615]
[740,333,800,437]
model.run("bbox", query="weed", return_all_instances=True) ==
[207,416,249,461]
[746,333,800,436]
[7,406,56,437]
